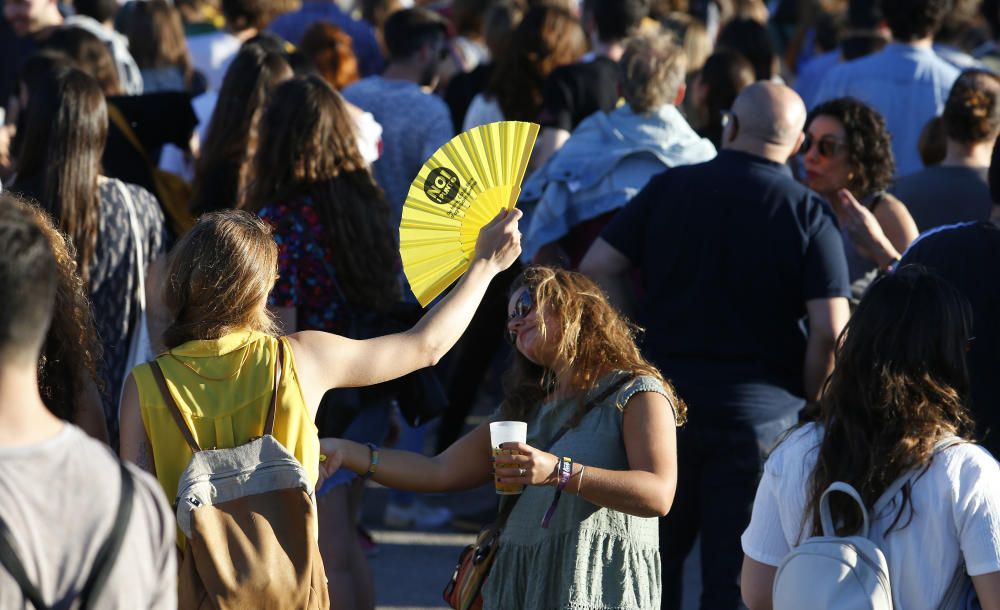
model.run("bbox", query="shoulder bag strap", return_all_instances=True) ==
[0,461,136,610]
[107,104,153,166]
[149,360,202,453]
[490,376,631,532]
[263,338,285,436]
[78,462,136,609]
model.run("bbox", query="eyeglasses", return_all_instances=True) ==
[801,133,847,159]
[721,109,738,131]
[505,289,534,345]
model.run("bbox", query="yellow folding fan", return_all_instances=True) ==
[400,120,540,306]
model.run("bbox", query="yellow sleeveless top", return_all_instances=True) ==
[133,330,320,506]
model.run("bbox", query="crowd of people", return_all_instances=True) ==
[2,0,1000,609]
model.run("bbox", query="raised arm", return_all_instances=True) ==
[289,209,522,410]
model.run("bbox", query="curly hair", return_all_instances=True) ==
[486,5,586,122]
[803,266,974,539]
[943,69,1000,145]
[808,97,895,196]
[880,0,949,42]
[13,198,103,421]
[245,76,400,311]
[500,266,687,426]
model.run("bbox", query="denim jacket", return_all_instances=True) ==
[520,103,716,261]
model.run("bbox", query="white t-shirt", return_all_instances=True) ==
[186,31,242,92]
[742,424,1000,610]
[463,93,505,131]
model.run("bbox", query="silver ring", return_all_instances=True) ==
[518,468,526,477]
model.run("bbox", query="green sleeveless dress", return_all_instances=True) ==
[482,373,676,609]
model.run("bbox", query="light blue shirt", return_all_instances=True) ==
[794,49,840,110]
[813,43,960,177]
[520,103,716,261]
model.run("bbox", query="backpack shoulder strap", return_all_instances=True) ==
[0,518,50,609]
[78,461,136,609]
[0,461,136,610]
[149,360,202,453]
[872,436,964,517]
[264,338,285,436]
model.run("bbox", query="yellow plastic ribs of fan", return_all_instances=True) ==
[400,120,539,306]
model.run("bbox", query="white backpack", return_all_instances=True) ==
[772,440,978,610]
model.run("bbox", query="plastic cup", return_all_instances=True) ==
[490,421,527,495]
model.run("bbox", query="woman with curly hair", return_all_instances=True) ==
[741,266,1000,609]
[801,97,918,297]
[462,4,586,129]
[318,266,683,609]
[11,196,108,443]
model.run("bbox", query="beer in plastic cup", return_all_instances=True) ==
[490,421,527,495]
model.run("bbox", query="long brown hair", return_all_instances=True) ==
[43,26,123,96]
[14,68,107,285]
[191,44,292,214]
[486,5,586,121]
[163,210,280,348]
[804,266,974,539]
[14,199,104,421]
[126,0,196,89]
[245,76,399,309]
[500,266,687,425]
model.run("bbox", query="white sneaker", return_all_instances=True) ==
[383,501,453,529]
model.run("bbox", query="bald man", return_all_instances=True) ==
[580,82,851,610]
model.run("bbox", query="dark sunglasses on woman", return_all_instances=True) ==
[800,133,847,158]
[505,290,534,345]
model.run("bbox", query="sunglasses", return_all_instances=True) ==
[801,133,847,159]
[505,289,534,345]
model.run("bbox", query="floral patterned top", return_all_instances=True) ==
[259,197,350,334]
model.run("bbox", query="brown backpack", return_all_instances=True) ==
[149,341,329,609]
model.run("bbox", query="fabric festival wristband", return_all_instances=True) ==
[362,442,379,480]
[541,456,573,528]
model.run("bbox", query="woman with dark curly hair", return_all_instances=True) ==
[741,266,1000,609]
[11,196,108,444]
[801,97,918,295]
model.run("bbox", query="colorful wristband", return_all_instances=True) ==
[362,442,379,480]
[541,456,573,528]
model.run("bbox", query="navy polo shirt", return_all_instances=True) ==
[900,221,1000,456]
[602,150,850,427]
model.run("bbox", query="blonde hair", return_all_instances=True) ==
[163,210,279,348]
[620,33,688,114]
[501,266,687,425]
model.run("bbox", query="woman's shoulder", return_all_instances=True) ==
[607,373,678,417]
[764,423,823,478]
[931,440,1000,487]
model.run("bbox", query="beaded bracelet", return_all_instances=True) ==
[541,456,573,528]
[362,442,379,480]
